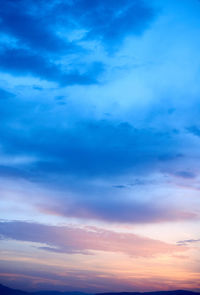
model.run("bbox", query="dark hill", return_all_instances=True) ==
[0,284,90,295]
[0,284,199,295]
[0,284,29,295]
[96,291,199,295]
[33,291,90,295]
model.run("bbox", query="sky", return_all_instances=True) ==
[0,0,200,292]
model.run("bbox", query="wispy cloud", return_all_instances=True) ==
[38,195,197,224]
[177,238,200,246]
[0,221,186,257]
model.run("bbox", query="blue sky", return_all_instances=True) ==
[0,0,200,292]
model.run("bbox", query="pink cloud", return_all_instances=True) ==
[0,221,186,257]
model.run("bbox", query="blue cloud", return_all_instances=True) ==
[57,0,155,50]
[0,87,15,100]
[187,126,200,137]
[0,0,70,53]
[0,0,199,227]
[0,116,179,179]
[0,47,104,85]
[0,0,156,84]
[174,171,196,179]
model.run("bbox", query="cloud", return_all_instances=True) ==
[0,221,186,257]
[0,1,200,292]
[0,119,180,178]
[38,193,197,224]
[2,261,199,294]
[187,126,200,137]
[177,238,200,246]
[1,263,199,293]
[0,48,104,85]
[174,171,196,179]
[0,0,156,85]
[0,0,71,53]
[112,185,127,189]
[57,0,155,50]
[0,0,155,53]
[0,88,15,100]
[0,113,197,224]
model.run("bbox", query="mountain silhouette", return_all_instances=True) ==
[33,291,90,295]
[0,284,28,295]
[0,284,90,295]
[0,284,199,295]
[97,291,200,295]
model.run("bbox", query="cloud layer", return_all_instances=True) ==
[0,221,186,256]
[0,0,200,291]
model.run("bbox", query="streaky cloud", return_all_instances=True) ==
[0,221,187,257]
[177,238,200,246]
